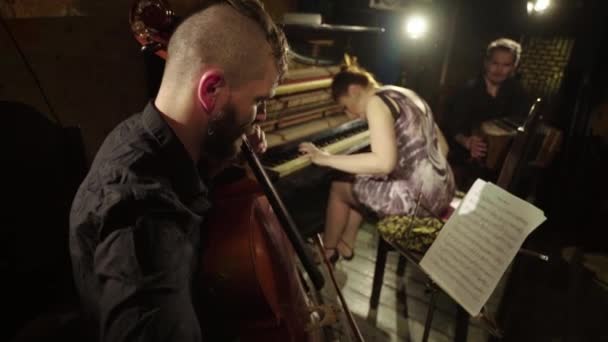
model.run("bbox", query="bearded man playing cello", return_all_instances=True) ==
[69,1,288,340]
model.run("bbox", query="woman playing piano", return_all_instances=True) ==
[299,65,456,262]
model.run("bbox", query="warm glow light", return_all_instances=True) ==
[534,0,551,12]
[404,15,428,39]
[528,0,551,14]
[527,1,534,14]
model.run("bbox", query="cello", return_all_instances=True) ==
[129,1,365,341]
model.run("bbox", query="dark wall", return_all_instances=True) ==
[0,2,149,163]
[540,0,608,249]
[0,0,296,163]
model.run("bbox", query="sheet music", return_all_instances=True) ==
[419,179,546,316]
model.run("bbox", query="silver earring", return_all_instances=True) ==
[208,127,214,136]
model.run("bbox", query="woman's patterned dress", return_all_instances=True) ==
[352,87,455,218]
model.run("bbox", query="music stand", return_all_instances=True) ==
[374,189,549,342]
[371,100,551,340]
[497,97,544,193]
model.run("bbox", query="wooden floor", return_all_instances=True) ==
[315,223,510,342]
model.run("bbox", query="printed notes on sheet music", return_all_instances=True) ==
[419,179,546,316]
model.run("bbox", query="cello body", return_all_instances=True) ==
[199,173,318,342]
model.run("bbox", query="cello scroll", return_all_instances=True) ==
[129,0,176,58]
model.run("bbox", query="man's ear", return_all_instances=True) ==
[197,69,226,114]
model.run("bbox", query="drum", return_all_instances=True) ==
[479,120,517,170]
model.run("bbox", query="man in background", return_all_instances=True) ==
[443,38,530,189]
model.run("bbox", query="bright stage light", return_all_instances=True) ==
[528,0,551,14]
[404,15,428,40]
[534,0,551,12]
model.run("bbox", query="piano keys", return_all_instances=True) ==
[262,119,369,177]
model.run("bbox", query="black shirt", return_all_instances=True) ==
[69,102,211,341]
[443,75,530,162]
[444,75,530,138]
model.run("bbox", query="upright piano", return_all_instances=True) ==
[259,58,371,237]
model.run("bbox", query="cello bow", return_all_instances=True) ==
[241,137,365,341]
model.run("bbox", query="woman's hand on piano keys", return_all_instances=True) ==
[298,142,330,166]
[245,125,267,154]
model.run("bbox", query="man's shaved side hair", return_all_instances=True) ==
[164,0,288,87]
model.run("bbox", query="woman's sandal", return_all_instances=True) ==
[314,246,340,265]
[326,248,340,265]
[339,239,355,261]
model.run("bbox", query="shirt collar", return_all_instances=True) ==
[141,101,208,202]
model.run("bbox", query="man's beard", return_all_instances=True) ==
[204,103,246,164]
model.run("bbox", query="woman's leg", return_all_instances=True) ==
[339,209,363,257]
[323,181,359,257]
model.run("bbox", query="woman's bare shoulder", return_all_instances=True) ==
[376,86,426,113]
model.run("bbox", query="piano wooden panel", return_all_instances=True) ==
[266,113,349,147]
[262,64,370,178]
